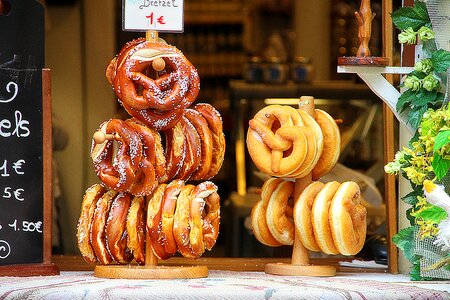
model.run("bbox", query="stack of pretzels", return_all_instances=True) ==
[248,104,367,256]
[251,179,367,256]
[247,105,340,180]
[78,180,220,265]
[77,38,225,264]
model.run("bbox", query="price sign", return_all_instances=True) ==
[123,0,184,32]
[0,0,57,276]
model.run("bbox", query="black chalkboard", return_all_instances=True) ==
[0,0,46,266]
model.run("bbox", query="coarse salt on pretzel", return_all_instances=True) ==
[126,195,146,265]
[265,180,295,245]
[115,40,200,111]
[177,117,201,180]
[91,119,143,192]
[161,122,186,182]
[184,109,213,181]
[293,181,324,252]
[146,183,170,260]
[77,184,106,263]
[125,119,158,196]
[250,178,283,247]
[105,193,133,264]
[160,179,185,257]
[90,189,118,265]
[194,103,226,179]
[311,181,340,255]
[173,184,196,258]
[189,181,218,258]
[329,181,367,255]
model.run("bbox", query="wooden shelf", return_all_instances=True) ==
[185,1,247,25]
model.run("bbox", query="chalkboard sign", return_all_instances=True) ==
[0,0,58,276]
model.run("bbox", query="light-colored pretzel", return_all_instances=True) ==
[126,195,146,265]
[247,105,310,177]
[146,183,170,259]
[329,181,367,255]
[265,180,295,245]
[173,184,196,258]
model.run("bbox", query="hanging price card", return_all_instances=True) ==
[123,0,184,32]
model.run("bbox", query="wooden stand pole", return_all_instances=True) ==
[265,96,336,277]
[94,30,208,279]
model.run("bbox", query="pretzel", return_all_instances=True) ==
[194,103,226,179]
[329,181,367,255]
[189,181,218,257]
[201,190,221,251]
[90,190,118,264]
[146,183,170,259]
[160,180,185,257]
[247,105,310,177]
[91,119,143,192]
[311,181,340,254]
[105,193,133,264]
[311,109,341,180]
[250,178,284,247]
[176,117,201,180]
[173,184,196,258]
[77,184,106,263]
[126,195,146,265]
[161,122,186,182]
[115,40,200,111]
[125,119,159,196]
[265,180,295,245]
[184,109,213,180]
[293,181,324,252]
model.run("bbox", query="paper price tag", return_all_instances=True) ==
[123,0,184,32]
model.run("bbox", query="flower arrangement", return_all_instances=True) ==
[385,0,450,280]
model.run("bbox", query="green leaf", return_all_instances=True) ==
[422,39,438,56]
[432,153,450,180]
[410,261,434,281]
[401,187,423,205]
[431,92,445,106]
[406,207,416,226]
[407,105,428,130]
[408,70,427,80]
[392,2,430,31]
[434,130,450,151]
[396,89,416,113]
[393,226,418,262]
[416,205,448,223]
[431,49,450,73]
[412,89,437,106]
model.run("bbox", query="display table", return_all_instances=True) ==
[0,270,449,299]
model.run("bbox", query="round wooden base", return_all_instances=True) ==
[338,56,389,66]
[94,265,209,279]
[265,263,336,277]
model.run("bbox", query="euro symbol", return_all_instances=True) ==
[12,159,25,175]
[14,189,24,201]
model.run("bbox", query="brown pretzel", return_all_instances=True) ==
[160,122,186,182]
[194,103,226,179]
[146,183,170,259]
[126,195,146,265]
[91,119,143,192]
[176,117,201,180]
[115,41,199,111]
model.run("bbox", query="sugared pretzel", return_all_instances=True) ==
[161,122,186,182]
[91,119,143,192]
[177,117,201,180]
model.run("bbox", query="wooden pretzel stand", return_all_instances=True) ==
[264,96,336,277]
[94,30,208,279]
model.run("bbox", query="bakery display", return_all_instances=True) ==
[247,97,367,276]
[77,33,225,278]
